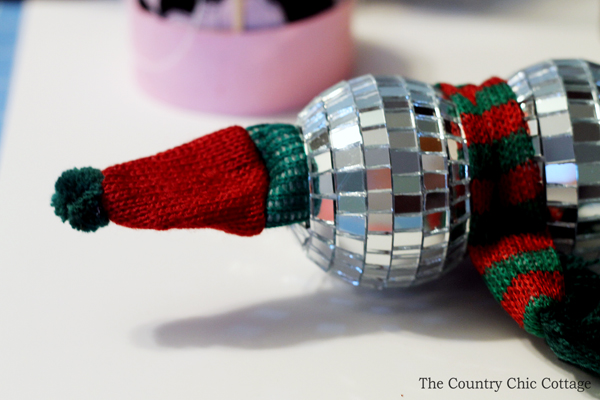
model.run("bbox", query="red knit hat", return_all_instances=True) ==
[52,124,309,236]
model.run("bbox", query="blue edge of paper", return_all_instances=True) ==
[0,1,22,148]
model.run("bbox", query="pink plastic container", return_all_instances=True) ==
[130,1,354,115]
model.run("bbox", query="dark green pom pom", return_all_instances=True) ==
[51,167,109,232]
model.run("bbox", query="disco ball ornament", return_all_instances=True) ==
[291,75,470,288]
[508,59,600,260]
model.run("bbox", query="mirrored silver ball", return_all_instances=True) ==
[292,75,471,288]
[508,59,600,260]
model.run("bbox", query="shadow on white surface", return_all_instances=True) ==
[139,260,530,350]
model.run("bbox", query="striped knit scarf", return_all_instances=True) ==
[438,78,600,376]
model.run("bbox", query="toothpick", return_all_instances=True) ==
[233,0,244,33]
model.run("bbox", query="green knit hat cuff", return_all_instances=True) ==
[247,124,310,228]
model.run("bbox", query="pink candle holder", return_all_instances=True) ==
[130,0,354,115]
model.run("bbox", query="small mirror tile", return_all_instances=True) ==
[309,129,329,152]
[329,108,357,130]
[336,235,365,254]
[366,168,392,190]
[367,234,393,251]
[539,113,572,137]
[411,92,434,105]
[424,173,447,190]
[414,106,436,116]
[355,92,381,110]
[316,173,334,194]
[368,213,394,232]
[313,151,333,173]
[567,91,593,101]
[579,185,600,200]
[579,201,600,220]
[528,120,539,138]
[365,147,391,167]
[426,192,448,210]
[578,162,600,185]
[379,87,409,98]
[423,232,449,248]
[546,163,577,185]
[393,231,423,247]
[363,127,390,146]
[451,200,467,223]
[573,122,600,142]
[574,143,600,163]
[450,164,468,180]
[421,154,447,172]
[533,80,563,97]
[311,218,335,241]
[314,198,335,222]
[389,131,417,149]
[368,192,393,212]
[330,124,362,149]
[393,174,421,194]
[416,118,439,133]
[383,97,410,109]
[543,135,575,163]
[336,170,365,193]
[569,103,597,119]
[336,214,367,237]
[439,100,457,118]
[336,248,364,264]
[394,194,423,214]
[348,75,376,89]
[365,253,391,266]
[548,206,578,223]
[521,100,536,118]
[326,95,355,115]
[334,146,364,169]
[535,95,568,115]
[304,113,327,136]
[394,214,423,230]
[546,185,578,204]
[391,256,419,268]
[424,211,448,232]
[446,138,461,160]
[420,136,443,152]
[360,109,386,128]
[338,195,367,214]
[392,248,421,256]
[391,151,420,174]
[385,111,414,129]
[310,235,333,258]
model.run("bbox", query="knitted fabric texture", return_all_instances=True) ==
[52,167,109,232]
[101,125,270,236]
[438,78,600,375]
[247,124,310,228]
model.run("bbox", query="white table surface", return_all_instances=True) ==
[0,0,599,399]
